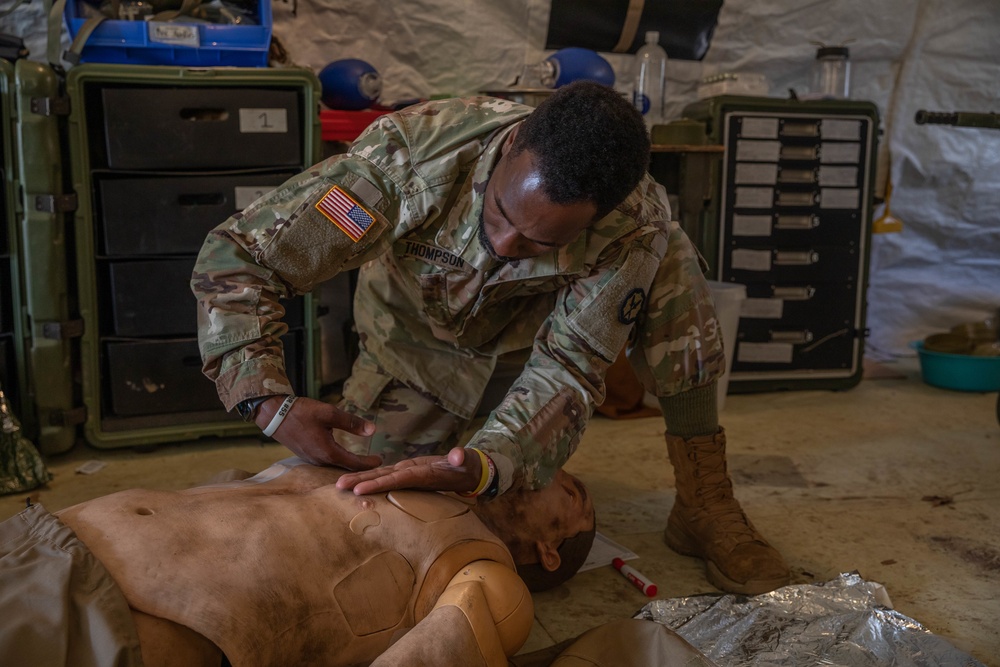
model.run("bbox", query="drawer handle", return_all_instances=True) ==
[770,330,813,344]
[178,193,226,207]
[180,108,229,122]
[771,286,816,300]
[773,250,819,265]
[775,215,818,230]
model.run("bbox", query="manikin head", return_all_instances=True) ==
[478,80,650,262]
[472,468,596,592]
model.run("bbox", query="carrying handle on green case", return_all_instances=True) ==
[46,0,124,67]
[46,0,107,67]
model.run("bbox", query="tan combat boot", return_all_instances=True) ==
[664,428,790,595]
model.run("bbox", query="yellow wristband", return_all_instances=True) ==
[459,448,490,497]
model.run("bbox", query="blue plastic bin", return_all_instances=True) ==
[64,0,272,67]
[913,341,1000,392]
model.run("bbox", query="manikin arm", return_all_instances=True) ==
[371,560,534,667]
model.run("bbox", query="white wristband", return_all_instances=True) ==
[262,395,297,437]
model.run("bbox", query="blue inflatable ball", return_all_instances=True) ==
[319,59,383,110]
[547,48,615,88]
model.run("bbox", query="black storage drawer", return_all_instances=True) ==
[107,257,306,337]
[106,338,221,416]
[726,209,863,246]
[105,332,305,416]
[108,258,198,336]
[724,244,862,284]
[99,172,296,256]
[733,321,859,374]
[101,87,303,170]
[739,281,860,330]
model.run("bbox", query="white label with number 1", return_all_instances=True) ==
[239,108,288,133]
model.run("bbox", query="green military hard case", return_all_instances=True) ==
[674,96,880,393]
[1,59,79,454]
[59,64,322,449]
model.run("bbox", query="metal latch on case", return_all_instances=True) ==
[35,194,78,213]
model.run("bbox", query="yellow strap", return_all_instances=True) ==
[458,448,491,497]
[612,0,646,53]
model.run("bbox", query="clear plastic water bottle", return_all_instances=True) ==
[633,31,668,128]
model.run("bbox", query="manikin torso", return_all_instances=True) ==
[56,459,518,667]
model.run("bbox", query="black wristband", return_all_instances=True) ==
[481,459,501,500]
[236,395,274,422]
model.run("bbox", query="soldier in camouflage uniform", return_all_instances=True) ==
[192,82,789,595]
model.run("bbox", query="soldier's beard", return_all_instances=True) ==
[477,211,516,263]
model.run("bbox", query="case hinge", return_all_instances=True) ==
[30,96,71,117]
[49,407,87,427]
[35,193,78,213]
[41,319,85,340]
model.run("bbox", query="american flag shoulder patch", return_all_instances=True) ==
[315,185,375,242]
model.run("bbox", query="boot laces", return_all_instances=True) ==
[687,446,761,545]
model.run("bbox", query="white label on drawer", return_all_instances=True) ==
[736,139,781,162]
[235,186,276,211]
[820,187,860,209]
[734,187,774,209]
[732,214,772,237]
[820,142,860,163]
[740,117,779,138]
[741,298,784,319]
[731,248,772,271]
[735,163,778,185]
[819,165,858,186]
[821,118,862,140]
[149,23,199,47]
[737,342,794,363]
[239,108,289,133]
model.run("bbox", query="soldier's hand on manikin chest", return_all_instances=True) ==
[337,447,483,496]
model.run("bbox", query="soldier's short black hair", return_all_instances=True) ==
[511,80,650,220]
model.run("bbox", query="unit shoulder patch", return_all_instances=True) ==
[315,185,375,242]
[619,287,646,325]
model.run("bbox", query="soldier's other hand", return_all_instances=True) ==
[255,396,382,470]
[335,447,481,496]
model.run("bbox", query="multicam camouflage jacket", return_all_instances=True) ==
[192,96,724,494]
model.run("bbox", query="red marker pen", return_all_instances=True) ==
[613,557,657,597]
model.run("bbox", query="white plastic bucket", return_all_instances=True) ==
[707,281,747,411]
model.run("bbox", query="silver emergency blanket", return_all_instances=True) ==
[635,572,985,667]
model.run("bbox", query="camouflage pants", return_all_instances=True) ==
[334,353,473,464]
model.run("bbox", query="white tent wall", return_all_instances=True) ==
[2,0,996,357]
[273,0,1000,358]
